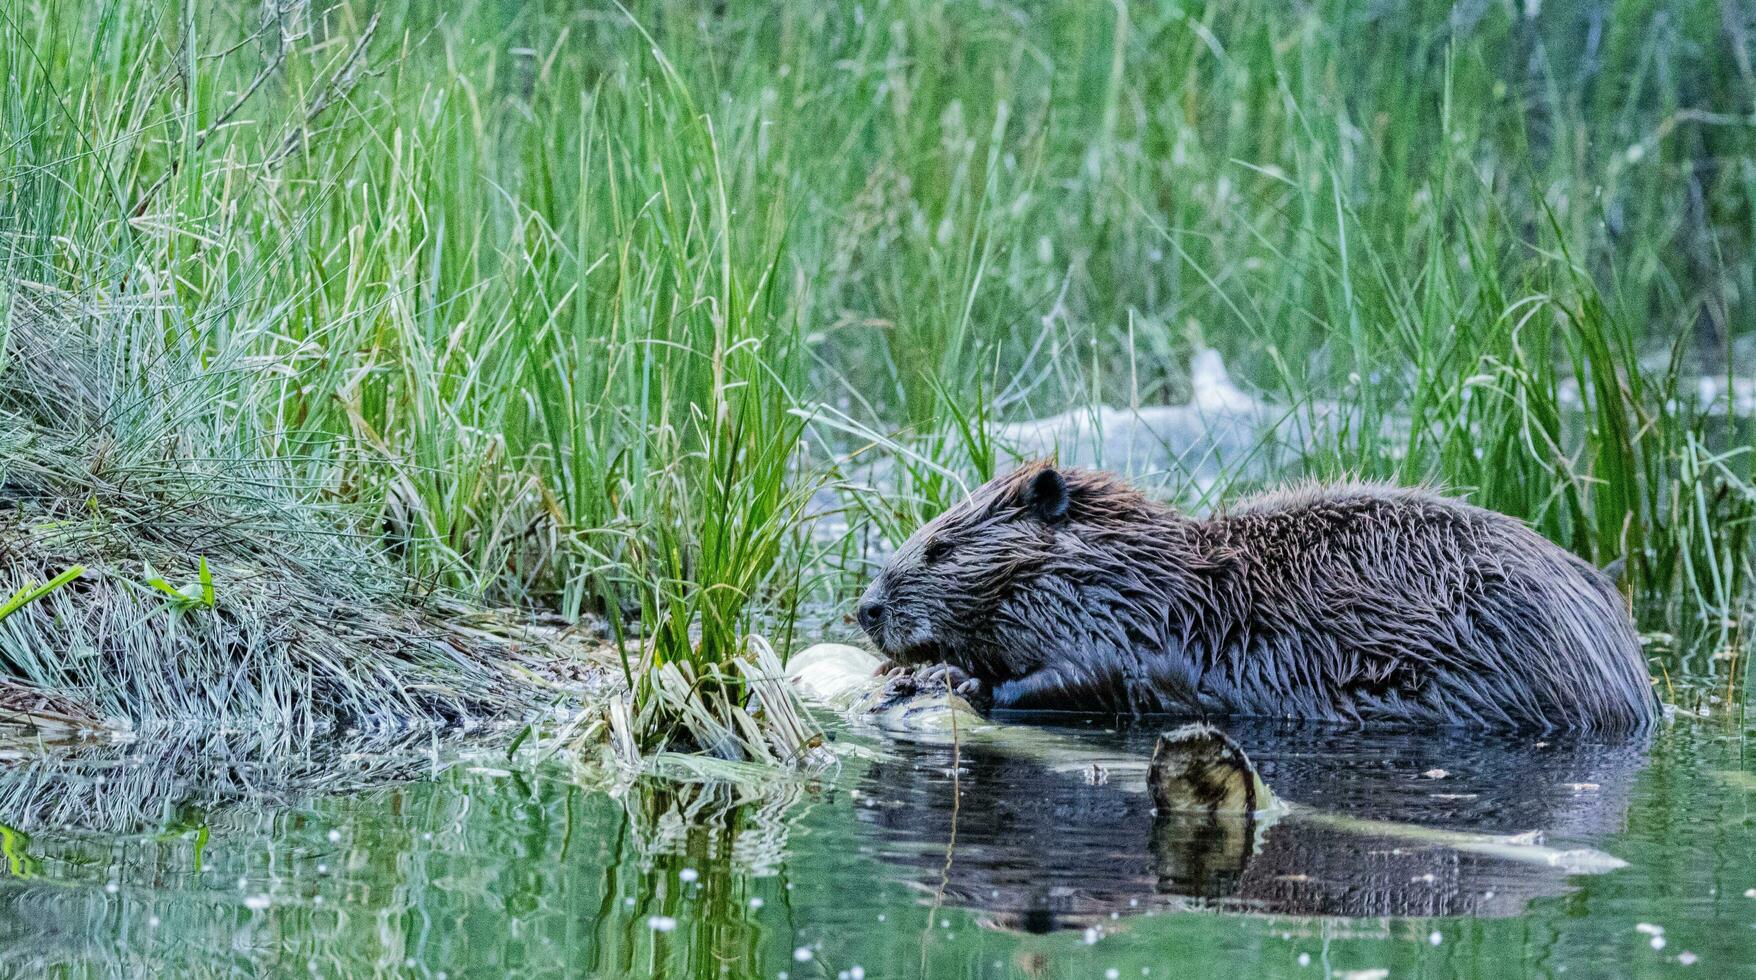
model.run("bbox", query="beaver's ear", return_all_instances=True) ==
[1022,467,1070,522]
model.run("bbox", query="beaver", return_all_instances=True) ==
[855,462,1657,731]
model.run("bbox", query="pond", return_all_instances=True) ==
[1,709,1752,978]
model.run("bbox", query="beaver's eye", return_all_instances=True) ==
[923,538,953,563]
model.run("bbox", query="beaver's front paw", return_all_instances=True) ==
[876,663,927,699]
[875,658,921,683]
[919,661,965,688]
[920,663,989,707]
[954,675,987,705]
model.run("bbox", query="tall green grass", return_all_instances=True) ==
[2,0,1751,720]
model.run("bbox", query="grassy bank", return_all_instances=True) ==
[2,0,1751,730]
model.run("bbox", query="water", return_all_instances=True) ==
[1,715,1752,978]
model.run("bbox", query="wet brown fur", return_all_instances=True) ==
[858,462,1657,731]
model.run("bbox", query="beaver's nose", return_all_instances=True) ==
[856,598,885,634]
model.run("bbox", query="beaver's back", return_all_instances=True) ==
[1196,483,1655,731]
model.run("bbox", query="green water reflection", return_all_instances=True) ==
[0,715,1752,978]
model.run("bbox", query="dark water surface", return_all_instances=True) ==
[1,713,1753,978]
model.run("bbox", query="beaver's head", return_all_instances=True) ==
[856,462,1162,679]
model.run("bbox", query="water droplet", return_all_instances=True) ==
[793,947,813,963]
[749,897,764,910]
[326,830,341,843]
[1429,931,1443,946]
[104,882,119,895]
[1652,936,1667,950]
[647,915,677,932]
[1106,970,1120,979]
[679,868,699,883]
[1678,952,1698,966]
[243,895,271,912]
[1298,953,1311,967]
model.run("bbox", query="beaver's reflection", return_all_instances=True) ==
[851,722,1648,928]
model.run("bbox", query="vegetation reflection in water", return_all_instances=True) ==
[0,714,1751,978]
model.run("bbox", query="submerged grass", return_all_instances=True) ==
[0,0,1751,736]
